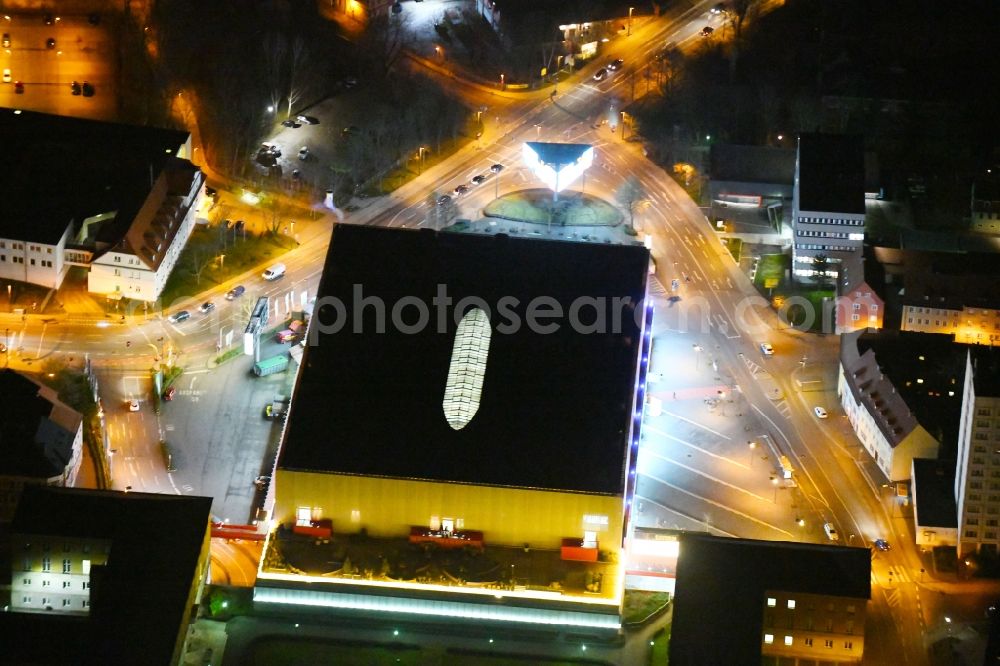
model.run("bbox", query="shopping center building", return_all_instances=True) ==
[255,225,652,634]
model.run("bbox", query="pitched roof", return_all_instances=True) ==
[278,226,650,495]
[0,370,82,479]
[0,107,190,246]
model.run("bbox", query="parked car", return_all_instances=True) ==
[276,329,296,343]
[341,125,360,138]
[608,58,624,71]
[342,77,358,89]
[813,406,828,419]
[2,68,11,83]
[593,67,608,82]
[711,2,726,14]
[46,38,55,49]
[759,342,774,356]
[225,285,246,300]
[437,194,452,206]
[700,26,714,36]
[13,80,23,94]
[453,184,469,196]
[490,163,505,173]
[296,115,320,125]
[81,81,95,97]
[297,146,309,160]
[823,523,839,541]
[2,33,10,48]
[43,14,57,25]
[198,301,215,314]
[127,398,140,412]
[471,174,489,185]
[163,387,176,401]
[0,343,6,353]
[70,80,81,95]
[873,538,891,551]
[167,310,191,324]
[281,119,301,128]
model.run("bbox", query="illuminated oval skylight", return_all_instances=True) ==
[443,307,491,430]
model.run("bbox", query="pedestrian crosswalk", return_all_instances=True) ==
[775,400,792,419]
[648,276,667,297]
[740,354,763,376]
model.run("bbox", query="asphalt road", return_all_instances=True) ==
[5,1,987,662]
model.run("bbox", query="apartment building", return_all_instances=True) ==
[670,534,870,665]
[955,348,1000,558]
[838,330,955,481]
[970,178,1000,235]
[835,280,884,333]
[902,299,1000,347]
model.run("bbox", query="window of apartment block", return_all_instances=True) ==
[62,559,71,573]
[42,580,50,587]
[804,638,813,647]
[784,636,793,646]
[764,634,774,645]
[966,530,978,537]
[787,599,796,609]
[845,641,853,649]
[62,599,71,607]
[22,578,30,585]
[825,639,834,648]
[852,314,860,321]
[853,303,860,310]
[41,557,50,572]
[767,597,776,607]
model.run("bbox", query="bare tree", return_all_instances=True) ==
[285,36,310,119]
[616,176,646,232]
[360,12,411,78]
[725,0,762,80]
[188,247,218,286]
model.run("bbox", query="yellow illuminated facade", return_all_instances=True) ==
[274,470,624,553]
[902,304,1000,347]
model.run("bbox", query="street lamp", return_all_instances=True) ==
[499,73,505,90]
[266,105,275,114]
[217,254,225,270]
[770,476,778,503]
[627,6,634,36]
[692,344,703,370]
[417,146,428,174]
[748,441,756,467]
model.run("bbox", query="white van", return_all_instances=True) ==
[262,263,286,281]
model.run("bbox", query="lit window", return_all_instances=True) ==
[764,634,774,644]
[784,635,793,646]
[767,597,776,607]
[82,559,91,575]
[350,510,361,523]
[296,507,312,527]
[787,599,796,609]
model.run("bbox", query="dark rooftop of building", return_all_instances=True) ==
[709,144,796,185]
[796,133,865,215]
[669,534,870,666]
[0,108,190,245]
[841,330,964,449]
[279,226,649,495]
[970,346,1000,398]
[2,486,211,666]
[912,458,957,529]
[0,370,82,480]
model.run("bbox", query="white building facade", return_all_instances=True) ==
[0,224,74,290]
[11,535,111,614]
[955,352,1000,558]
[88,160,204,303]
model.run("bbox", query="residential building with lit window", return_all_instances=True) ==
[670,534,870,665]
[955,347,1000,558]
[791,134,866,282]
[970,178,1000,235]
[0,370,84,522]
[838,330,957,482]
[0,108,201,301]
[256,225,651,635]
[1,486,212,666]
[87,157,204,303]
[835,280,884,333]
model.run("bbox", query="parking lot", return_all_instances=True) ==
[0,12,117,119]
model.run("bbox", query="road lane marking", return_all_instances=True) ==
[641,448,768,502]
[660,410,732,440]
[642,424,746,468]
[635,494,738,537]
[640,472,793,537]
